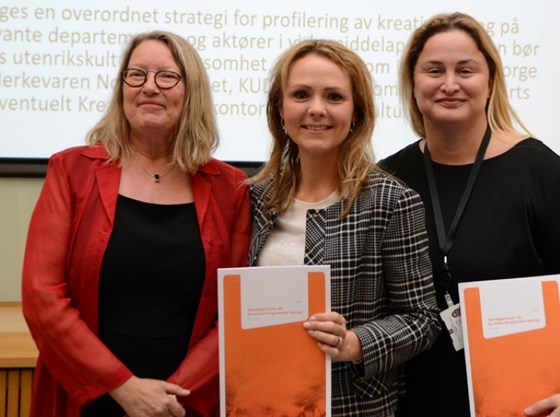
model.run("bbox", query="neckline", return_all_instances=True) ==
[294,190,339,207]
[118,194,194,207]
[417,137,534,167]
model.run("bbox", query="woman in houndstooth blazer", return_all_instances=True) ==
[247,39,441,417]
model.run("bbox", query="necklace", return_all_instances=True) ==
[136,157,176,183]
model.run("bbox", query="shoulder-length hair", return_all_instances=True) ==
[250,38,378,217]
[399,12,531,138]
[86,30,218,173]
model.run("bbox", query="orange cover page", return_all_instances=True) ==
[459,275,560,417]
[218,266,331,417]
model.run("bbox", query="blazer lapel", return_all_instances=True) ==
[95,162,120,224]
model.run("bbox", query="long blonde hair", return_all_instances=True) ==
[86,30,218,173]
[250,39,378,218]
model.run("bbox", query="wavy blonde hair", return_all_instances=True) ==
[86,30,218,173]
[399,12,531,138]
[249,39,378,217]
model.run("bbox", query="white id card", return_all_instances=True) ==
[440,303,464,351]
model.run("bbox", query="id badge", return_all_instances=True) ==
[440,303,464,351]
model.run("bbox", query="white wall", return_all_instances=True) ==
[0,178,42,301]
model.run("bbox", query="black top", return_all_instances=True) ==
[379,138,560,417]
[82,195,205,417]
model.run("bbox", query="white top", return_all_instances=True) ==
[257,192,339,266]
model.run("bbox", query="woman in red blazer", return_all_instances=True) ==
[22,31,251,417]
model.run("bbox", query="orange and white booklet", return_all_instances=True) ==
[218,265,331,417]
[459,274,560,417]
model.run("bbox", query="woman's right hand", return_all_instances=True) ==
[525,393,560,417]
[110,376,190,417]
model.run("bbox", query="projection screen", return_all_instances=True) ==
[1,0,557,164]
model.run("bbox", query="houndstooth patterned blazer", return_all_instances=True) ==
[249,171,441,417]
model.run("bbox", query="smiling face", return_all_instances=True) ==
[413,29,491,129]
[123,39,185,140]
[280,53,355,161]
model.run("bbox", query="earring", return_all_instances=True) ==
[349,122,356,134]
[281,118,288,137]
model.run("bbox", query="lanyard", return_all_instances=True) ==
[422,126,491,306]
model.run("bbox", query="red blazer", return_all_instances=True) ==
[22,146,251,417]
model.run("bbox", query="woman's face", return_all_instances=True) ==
[280,53,355,160]
[413,29,491,129]
[123,40,185,139]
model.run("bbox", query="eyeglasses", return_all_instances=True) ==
[122,68,183,89]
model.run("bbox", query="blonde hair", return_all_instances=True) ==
[86,30,218,173]
[250,39,378,217]
[399,12,531,138]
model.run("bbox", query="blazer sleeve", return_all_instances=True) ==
[22,154,132,406]
[354,188,441,379]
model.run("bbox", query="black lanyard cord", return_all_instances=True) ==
[423,126,492,290]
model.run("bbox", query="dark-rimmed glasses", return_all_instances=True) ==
[122,68,183,89]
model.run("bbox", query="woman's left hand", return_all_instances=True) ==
[111,376,189,417]
[303,312,362,362]
[525,393,560,417]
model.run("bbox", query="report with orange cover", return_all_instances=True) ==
[218,265,331,417]
[459,274,560,417]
